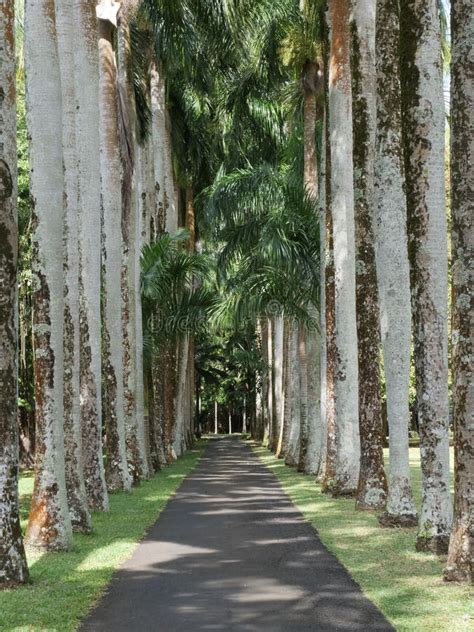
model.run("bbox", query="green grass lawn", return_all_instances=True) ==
[253,444,473,632]
[0,442,206,632]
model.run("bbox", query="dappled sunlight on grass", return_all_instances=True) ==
[0,442,206,632]
[253,443,473,632]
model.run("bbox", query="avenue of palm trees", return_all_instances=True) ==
[0,0,472,613]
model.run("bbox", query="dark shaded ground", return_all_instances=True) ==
[80,436,394,631]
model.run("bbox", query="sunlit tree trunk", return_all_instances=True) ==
[25,0,73,550]
[56,0,92,532]
[97,11,131,492]
[444,0,473,583]
[74,0,108,511]
[350,0,387,511]
[0,0,29,585]
[327,0,360,495]
[322,84,337,492]
[400,0,452,552]
[375,0,417,527]
[315,114,328,480]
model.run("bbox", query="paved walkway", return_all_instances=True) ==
[80,437,394,631]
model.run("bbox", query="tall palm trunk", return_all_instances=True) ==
[163,343,177,462]
[262,319,273,445]
[164,109,177,233]
[350,0,387,510]
[25,0,72,550]
[322,89,337,492]
[97,12,130,492]
[297,328,309,472]
[327,0,360,495]
[375,0,417,527]
[315,113,328,480]
[285,326,301,467]
[281,322,293,458]
[56,0,92,532]
[150,63,166,235]
[444,0,473,583]
[74,0,108,512]
[136,141,152,473]
[271,316,284,454]
[174,336,189,457]
[0,0,29,585]
[302,59,324,476]
[117,2,149,483]
[400,0,452,552]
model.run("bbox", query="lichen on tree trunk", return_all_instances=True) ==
[57,0,92,533]
[25,0,73,550]
[400,0,452,552]
[74,0,108,512]
[326,0,360,495]
[375,0,417,527]
[444,0,473,583]
[0,0,29,586]
[350,0,387,511]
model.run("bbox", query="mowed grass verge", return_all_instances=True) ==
[0,441,206,632]
[253,444,473,632]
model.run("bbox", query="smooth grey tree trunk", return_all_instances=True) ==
[285,326,301,467]
[327,0,360,495]
[97,13,131,493]
[74,0,108,512]
[350,0,387,511]
[375,0,417,527]
[400,0,452,552]
[56,0,93,533]
[117,2,149,482]
[25,0,73,550]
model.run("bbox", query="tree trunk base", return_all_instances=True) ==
[416,534,450,555]
[355,499,386,512]
[324,485,357,498]
[443,565,472,583]
[378,511,418,528]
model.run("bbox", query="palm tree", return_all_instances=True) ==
[326,0,360,495]
[24,0,72,550]
[350,0,387,511]
[117,0,150,483]
[444,0,473,583]
[97,3,131,492]
[400,0,452,552]
[375,0,417,528]
[0,0,29,586]
[56,0,92,533]
[141,230,212,461]
[74,0,108,512]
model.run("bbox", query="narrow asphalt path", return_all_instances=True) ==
[80,437,394,631]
